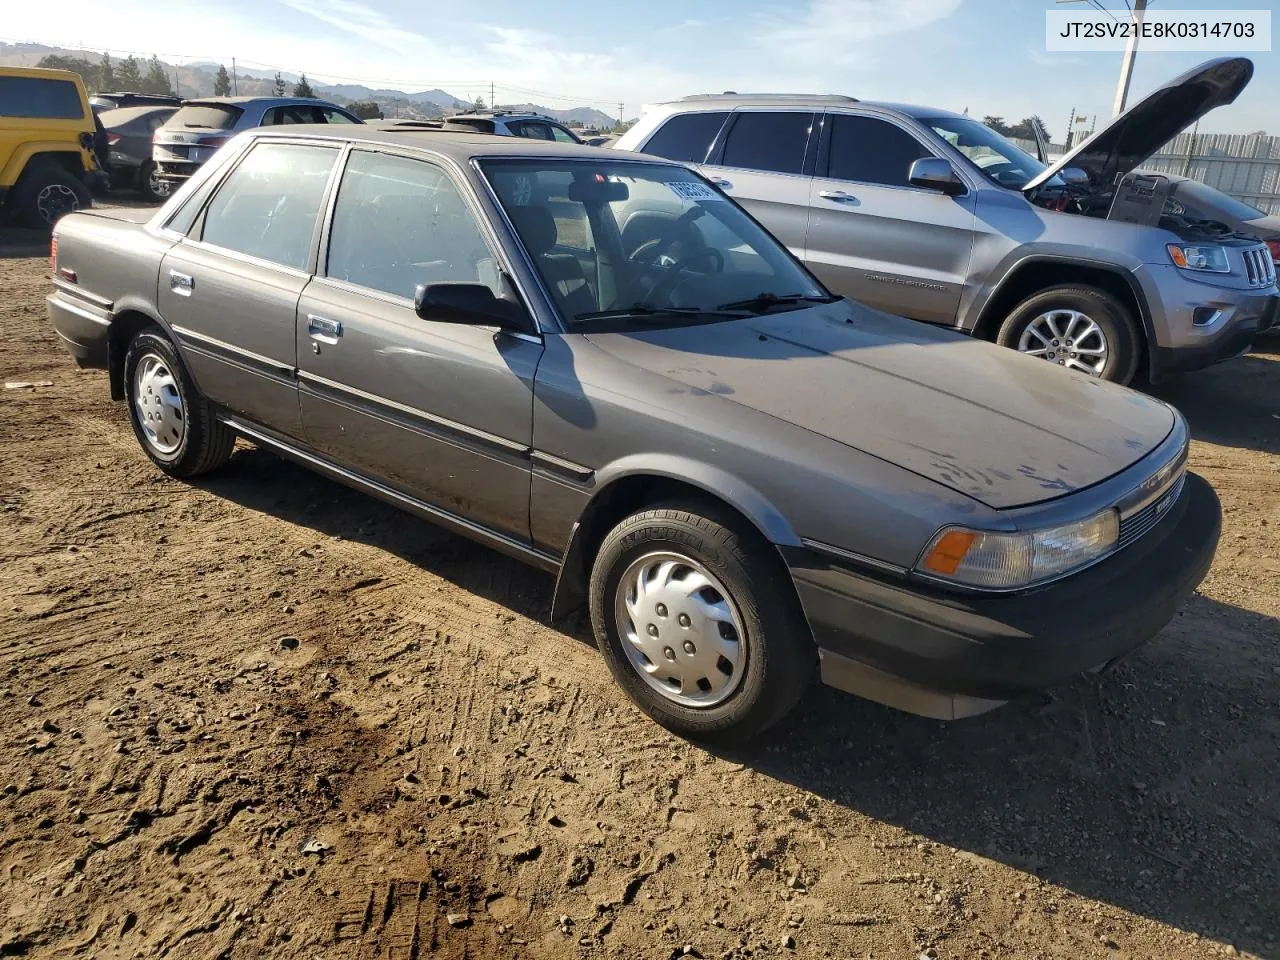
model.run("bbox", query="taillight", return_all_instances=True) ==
[106,133,121,146]
[198,135,231,148]
[1266,238,1280,265]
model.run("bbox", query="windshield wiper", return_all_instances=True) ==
[573,305,746,323]
[714,292,840,313]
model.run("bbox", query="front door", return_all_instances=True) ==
[698,110,816,255]
[297,148,542,542]
[157,139,340,439]
[804,112,976,324]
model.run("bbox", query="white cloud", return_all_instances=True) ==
[755,0,963,62]
[279,0,428,54]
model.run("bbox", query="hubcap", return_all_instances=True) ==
[132,353,185,455]
[149,167,171,198]
[35,183,80,225]
[613,551,747,708]
[1017,309,1109,376]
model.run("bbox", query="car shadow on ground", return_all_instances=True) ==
[1149,349,1279,455]
[198,445,1280,958]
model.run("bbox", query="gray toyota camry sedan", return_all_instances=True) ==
[47,127,1221,741]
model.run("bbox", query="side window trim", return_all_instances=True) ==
[190,138,344,275]
[816,110,967,195]
[707,109,817,177]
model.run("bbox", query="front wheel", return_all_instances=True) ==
[996,285,1141,385]
[588,500,815,742]
[123,328,236,477]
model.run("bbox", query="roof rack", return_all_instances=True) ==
[679,93,858,103]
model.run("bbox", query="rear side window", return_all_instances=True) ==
[168,103,243,131]
[0,77,84,119]
[200,142,339,269]
[826,114,931,187]
[319,107,358,124]
[641,112,728,164]
[720,112,813,175]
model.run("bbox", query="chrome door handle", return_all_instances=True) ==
[307,315,343,344]
[169,270,194,296]
[818,190,857,202]
[709,177,733,190]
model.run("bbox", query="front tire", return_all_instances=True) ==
[123,328,236,477]
[588,500,815,743]
[15,165,91,229]
[996,285,1141,385]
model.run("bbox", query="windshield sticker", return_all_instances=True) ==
[666,181,725,202]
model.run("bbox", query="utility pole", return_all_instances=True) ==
[232,57,238,95]
[490,80,495,109]
[1064,106,1076,149]
[1112,0,1147,115]
[174,59,180,98]
[617,102,624,128]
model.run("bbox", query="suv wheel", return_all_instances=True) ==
[15,165,91,229]
[588,500,815,742]
[137,161,171,204]
[997,285,1140,385]
[124,328,236,477]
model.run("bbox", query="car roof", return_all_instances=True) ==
[183,96,344,107]
[0,65,82,82]
[648,94,967,121]
[248,125,667,162]
[99,105,177,124]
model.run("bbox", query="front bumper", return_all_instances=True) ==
[787,472,1221,719]
[47,292,110,368]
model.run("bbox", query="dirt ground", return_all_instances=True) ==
[1,229,1278,960]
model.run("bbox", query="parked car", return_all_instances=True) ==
[152,97,362,184]
[0,65,106,227]
[1161,175,1280,267]
[90,92,182,112]
[441,110,582,143]
[615,57,1279,385]
[47,127,1221,740]
[100,105,177,202]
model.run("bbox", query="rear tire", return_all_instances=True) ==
[123,328,236,477]
[588,499,815,743]
[136,161,171,204]
[15,164,91,229]
[996,285,1141,385]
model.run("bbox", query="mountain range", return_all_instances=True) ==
[0,42,618,127]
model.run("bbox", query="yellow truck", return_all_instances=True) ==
[0,65,106,228]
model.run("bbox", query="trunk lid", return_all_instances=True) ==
[1024,56,1253,193]
[583,305,1175,509]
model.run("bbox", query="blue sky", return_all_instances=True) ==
[6,0,1276,134]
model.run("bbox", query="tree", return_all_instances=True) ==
[117,55,143,91]
[142,56,174,96]
[213,64,232,97]
[36,55,99,90]
[472,95,487,112]
[273,72,287,97]
[348,100,383,120]
[1006,117,1051,142]
[100,53,116,92]
[982,115,1012,136]
[292,74,315,98]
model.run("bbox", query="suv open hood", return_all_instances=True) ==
[1023,57,1253,193]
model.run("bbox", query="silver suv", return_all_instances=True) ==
[440,111,582,143]
[615,58,1279,384]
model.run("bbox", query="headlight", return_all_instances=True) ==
[918,509,1119,590]
[1167,243,1230,273]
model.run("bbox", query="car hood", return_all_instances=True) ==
[582,306,1175,509]
[1024,56,1253,193]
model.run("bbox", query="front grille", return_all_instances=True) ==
[1242,246,1276,288]
[1118,471,1186,550]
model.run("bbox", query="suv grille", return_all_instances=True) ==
[1242,246,1276,287]
[1118,471,1186,550]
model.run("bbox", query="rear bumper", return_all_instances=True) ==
[787,472,1221,718]
[47,292,110,368]
[154,159,202,181]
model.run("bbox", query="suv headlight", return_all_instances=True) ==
[918,509,1119,590]
[1167,243,1230,273]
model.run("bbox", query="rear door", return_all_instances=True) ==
[296,148,541,541]
[804,112,976,324]
[158,139,340,438]
[698,110,816,254]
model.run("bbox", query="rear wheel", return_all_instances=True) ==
[996,285,1141,385]
[123,328,236,477]
[137,161,171,204]
[15,165,91,229]
[588,500,815,742]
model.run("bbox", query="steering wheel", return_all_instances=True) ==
[617,242,723,309]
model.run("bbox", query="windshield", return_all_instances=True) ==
[925,116,1052,190]
[479,159,827,328]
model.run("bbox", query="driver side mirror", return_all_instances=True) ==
[414,282,536,335]
[908,157,966,196]
[1060,166,1090,187]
